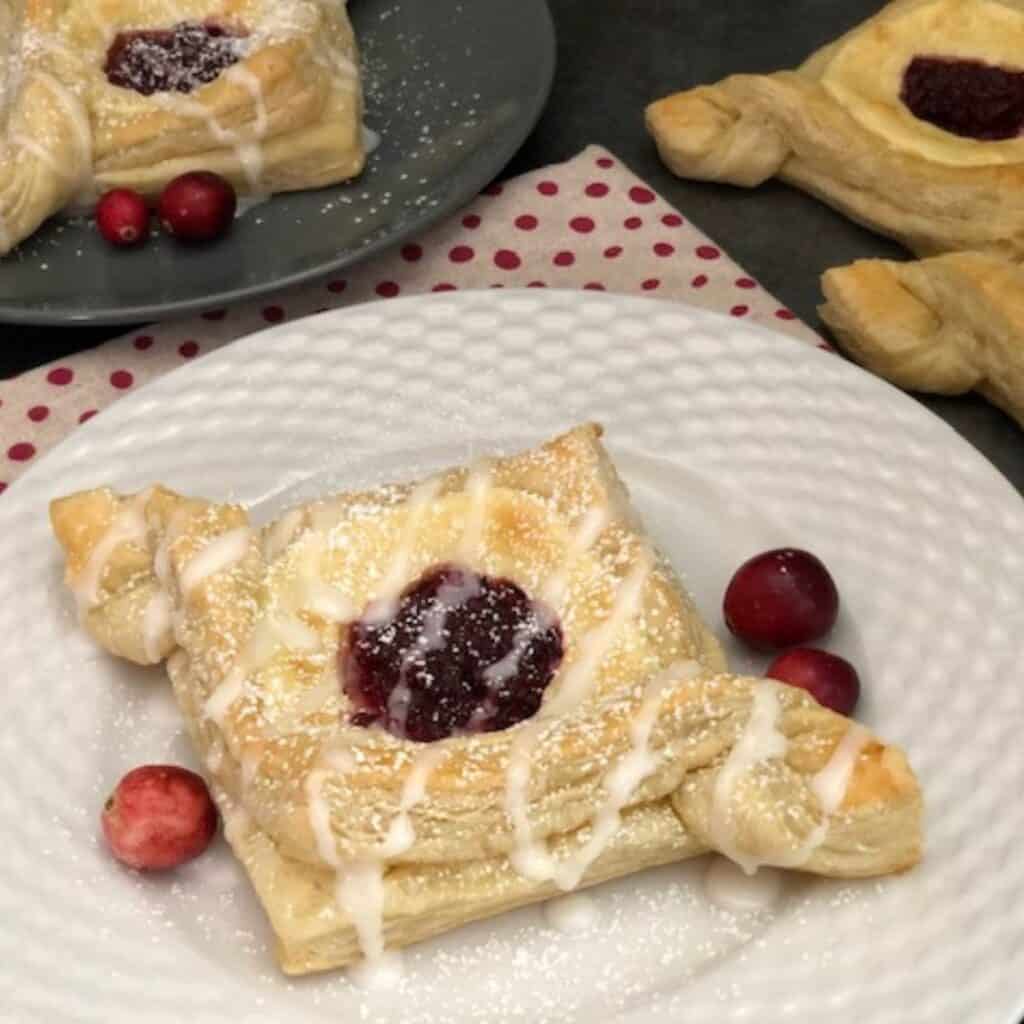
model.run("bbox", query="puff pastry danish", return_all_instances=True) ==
[646,0,1024,261]
[50,425,923,975]
[0,0,364,256]
[820,251,1024,428]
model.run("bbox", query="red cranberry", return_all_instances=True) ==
[101,765,218,870]
[158,171,236,242]
[723,547,839,651]
[766,647,860,716]
[95,189,150,247]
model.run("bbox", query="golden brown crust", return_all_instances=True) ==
[50,425,923,973]
[820,251,1024,428]
[645,0,1024,260]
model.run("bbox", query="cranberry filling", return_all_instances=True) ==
[342,563,564,742]
[104,21,244,96]
[901,55,1024,141]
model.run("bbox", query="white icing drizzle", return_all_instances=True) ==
[553,660,701,891]
[455,459,492,562]
[152,91,264,191]
[203,612,320,724]
[543,547,654,719]
[542,892,599,933]
[361,474,445,625]
[361,124,381,154]
[379,746,450,858]
[710,683,870,874]
[226,65,268,138]
[74,488,153,613]
[704,856,784,912]
[204,666,245,725]
[386,571,482,733]
[142,589,172,662]
[709,681,789,875]
[179,526,252,595]
[264,506,305,561]
[505,544,654,882]
[541,504,612,609]
[300,580,355,623]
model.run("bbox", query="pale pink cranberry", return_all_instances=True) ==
[766,647,861,716]
[96,188,150,247]
[101,765,218,870]
[158,171,236,242]
[723,548,839,651]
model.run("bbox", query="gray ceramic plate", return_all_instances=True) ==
[0,0,555,325]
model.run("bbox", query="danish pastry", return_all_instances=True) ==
[646,0,1024,261]
[0,0,365,256]
[50,425,923,975]
[821,251,1024,428]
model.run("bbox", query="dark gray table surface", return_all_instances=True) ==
[3,0,1022,494]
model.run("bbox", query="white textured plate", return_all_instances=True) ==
[2,290,1022,1024]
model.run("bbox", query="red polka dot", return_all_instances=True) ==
[201,309,226,321]
[735,277,757,289]
[629,186,656,204]
[731,305,750,317]
[691,274,709,288]
[653,242,675,257]
[47,367,73,386]
[110,370,133,389]
[0,482,6,496]
[641,279,660,291]
[79,409,97,424]
[662,214,684,227]
[569,216,595,234]
[8,442,35,462]
[818,342,834,351]
[376,281,400,298]
[327,279,347,293]
[401,243,423,262]
[494,249,521,270]
[596,157,614,168]
[449,245,475,263]
[583,282,605,291]
[536,181,559,196]
[514,214,538,231]
[776,309,797,320]
[696,245,721,260]
[461,214,481,229]
[432,283,456,292]
[585,183,609,198]
[179,340,199,358]
[27,405,49,422]
[133,335,154,350]
[482,182,503,196]
[604,245,623,259]
[623,216,642,230]
[553,250,575,267]
[263,305,285,323]
[527,281,546,288]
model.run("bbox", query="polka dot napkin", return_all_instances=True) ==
[0,145,823,494]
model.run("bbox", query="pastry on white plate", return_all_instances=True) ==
[50,424,923,975]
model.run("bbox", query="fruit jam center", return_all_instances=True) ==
[104,21,245,96]
[342,563,564,743]
[901,55,1024,141]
